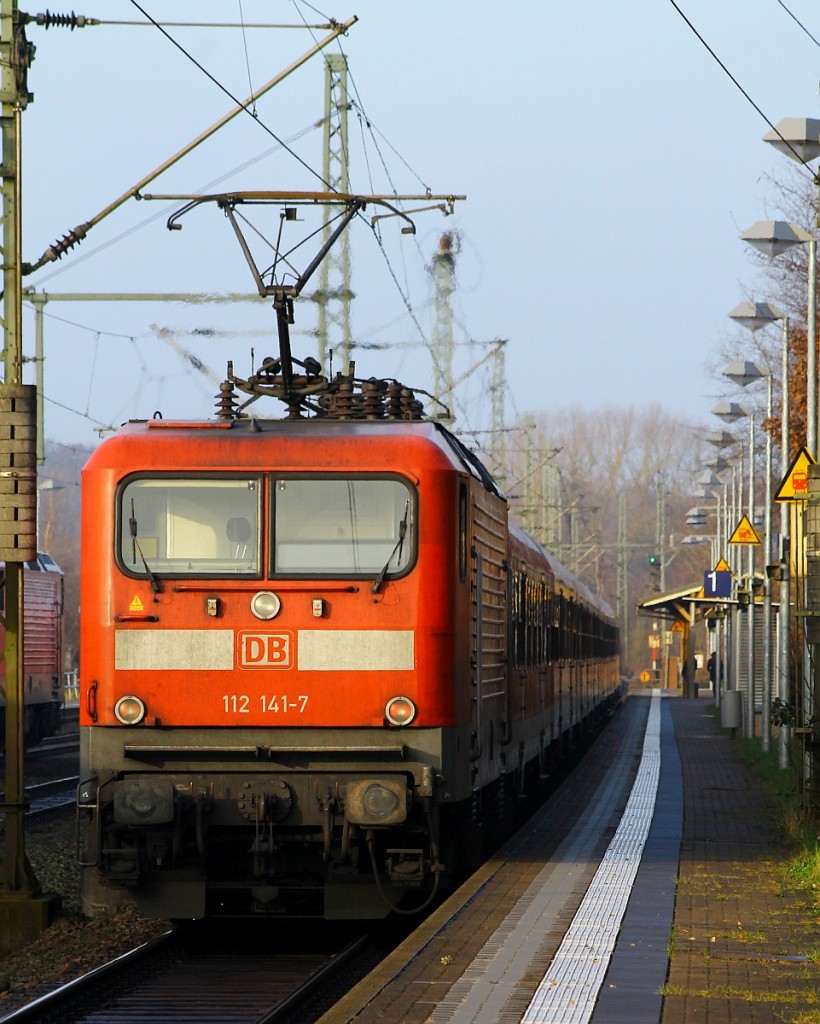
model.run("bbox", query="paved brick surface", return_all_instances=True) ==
[663,694,820,1024]
[318,694,820,1024]
[318,700,648,1024]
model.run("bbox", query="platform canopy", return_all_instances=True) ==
[637,583,737,626]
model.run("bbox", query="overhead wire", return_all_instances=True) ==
[84,332,102,416]
[130,0,442,392]
[666,0,817,176]
[772,0,820,49]
[33,121,321,284]
[25,304,141,341]
[127,0,332,190]
[43,392,118,431]
[22,304,167,432]
[131,0,443,327]
[237,0,258,117]
[45,5,472,436]
[289,12,437,279]
[285,0,463,421]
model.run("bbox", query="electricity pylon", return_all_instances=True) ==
[316,54,353,372]
[430,231,458,425]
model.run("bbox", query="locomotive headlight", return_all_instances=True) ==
[250,590,281,620]
[385,695,416,727]
[114,695,146,725]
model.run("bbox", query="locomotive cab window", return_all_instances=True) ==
[272,477,415,577]
[118,477,261,577]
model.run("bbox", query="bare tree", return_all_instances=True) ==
[505,404,708,669]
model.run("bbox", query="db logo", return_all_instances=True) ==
[238,631,293,669]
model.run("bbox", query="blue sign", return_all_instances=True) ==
[704,569,731,598]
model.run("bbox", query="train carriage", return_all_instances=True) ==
[78,410,620,921]
[0,553,64,745]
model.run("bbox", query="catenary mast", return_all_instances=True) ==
[316,54,353,372]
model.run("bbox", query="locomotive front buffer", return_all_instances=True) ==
[79,747,445,920]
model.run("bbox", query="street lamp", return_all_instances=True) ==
[711,400,749,423]
[762,116,820,788]
[762,116,820,164]
[727,300,791,764]
[740,221,815,456]
[704,428,739,448]
[703,452,731,472]
[728,300,784,331]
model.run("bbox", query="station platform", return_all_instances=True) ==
[317,691,820,1024]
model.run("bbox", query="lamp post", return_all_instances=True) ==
[724,360,775,747]
[740,222,815,456]
[762,115,820,795]
[714,383,758,738]
[728,302,791,764]
[703,428,743,700]
[684,495,726,698]
[37,478,64,553]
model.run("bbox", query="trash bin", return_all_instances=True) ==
[720,689,743,730]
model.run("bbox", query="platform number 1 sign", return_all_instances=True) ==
[704,570,731,598]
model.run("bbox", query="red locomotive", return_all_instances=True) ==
[0,552,64,745]
[77,387,619,920]
[77,191,620,920]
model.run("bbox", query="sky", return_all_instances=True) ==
[15,0,820,454]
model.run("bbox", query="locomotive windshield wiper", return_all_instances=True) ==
[371,499,410,595]
[129,499,162,594]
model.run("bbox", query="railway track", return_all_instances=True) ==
[0,777,78,827]
[23,733,79,761]
[0,734,78,764]
[0,923,375,1024]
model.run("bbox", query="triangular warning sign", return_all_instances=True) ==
[729,515,761,545]
[129,594,145,612]
[775,445,815,502]
[713,557,731,573]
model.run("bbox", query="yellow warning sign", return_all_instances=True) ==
[129,594,145,612]
[713,557,731,573]
[775,445,815,502]
[729,515,761,545]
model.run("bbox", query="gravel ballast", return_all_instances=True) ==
[1,743,171,1019]
[0,813,170,1016]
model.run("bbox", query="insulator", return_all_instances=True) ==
[43,222,90,263]
[214,380,239,420]
[360,379,385,420]
[400,388,423,421]
[330,380,354,420]
[34,11,98,29]
[385,381,404,420]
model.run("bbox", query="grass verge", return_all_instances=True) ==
[710,704,820,913]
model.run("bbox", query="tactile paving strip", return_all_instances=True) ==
[521,695,661,1023]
